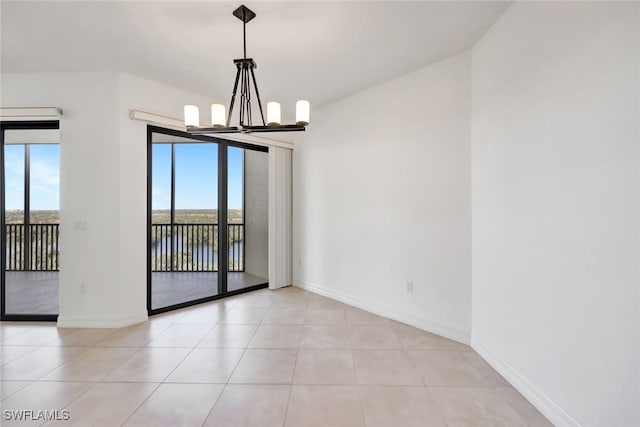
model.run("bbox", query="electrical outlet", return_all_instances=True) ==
[406,281,414,293]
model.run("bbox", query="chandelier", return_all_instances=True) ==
[184,5,309,134]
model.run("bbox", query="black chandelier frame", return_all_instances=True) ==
[186,5,307,135]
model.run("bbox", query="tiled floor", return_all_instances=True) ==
[0,286,552,426]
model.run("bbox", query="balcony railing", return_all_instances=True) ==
[151,223,244,273]
[4,223,245,274]
[4,223,60,271]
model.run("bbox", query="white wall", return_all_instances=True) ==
[471,2,639,426]
[293,52,471,342]
[1,71,213,326]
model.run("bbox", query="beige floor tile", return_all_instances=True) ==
[360,385,447,427]
[174,304,226,324]
[232,293,274,309]
[47,328,119,347]
[497,387,553,426]
[1,381,93,427]
[429,387,527,427]
[0,346,86,380]
[269,289,310,308]
[285,385,364,427]
[229,349,297,384]
[147,309,188,324]
[0,345,38,366]
[409,350,497,387]
[262,308,306,324]
[0,381,31,400]
[293,349,357,385]
[124,383,224,427]
[248,325,303,348]
[166,348,244,383]
[348,325,402,349]
[147,323,213,347]
[394,324,470,350]
[97,322,171,347]
[344,308,393,325]
[2,326,71,346]
[304,308,347,325]
[0,325,28,343]
[307,295,346,309]
[198,324,258,348]
[203,384,290,427]
[103,347,191,382]
[352,350,423,385]
[44,382,158,426]
[220,307,269,324]
[269,296,309,309]
[462,351,509,386]
[42,347,138,381]
[299,325,350,348]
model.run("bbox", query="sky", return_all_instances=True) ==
[152,144,244,210]
[4,143,244,212]
[4,144,60,210]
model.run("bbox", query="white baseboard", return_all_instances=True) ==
[472,338,581,427]
[57,312,148,328]
[294,279,470,345]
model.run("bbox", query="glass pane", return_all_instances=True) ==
[174,144,218,223]
[4,144,25,277]
[150,138,219,311]
[3,138,59,317]
[29,144,60,223]
[28,145,60,276]
[151,144,171,224]
[4,144,25,225]
[227,147,268,292]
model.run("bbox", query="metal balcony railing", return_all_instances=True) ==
[150,223,244,272]
[4,223,60,271]
[4,223,245,274]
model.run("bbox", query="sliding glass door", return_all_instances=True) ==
[148,126,268,314]
[1,121,60,321]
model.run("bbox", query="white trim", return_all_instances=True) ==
[0,107,63,119]
[129,109,295,150]
[57,312,148,329]
[294,279,470,344]
[471,338,582,427]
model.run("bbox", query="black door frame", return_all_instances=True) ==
[147,125,268,315]
[1,120,60,322]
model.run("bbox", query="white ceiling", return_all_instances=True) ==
[1,1,511,110]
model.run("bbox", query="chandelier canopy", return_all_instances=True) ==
[184,5,309,134]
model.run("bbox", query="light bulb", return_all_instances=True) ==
[296,100,310,126]
[184,105,200,127]
[267,101,281,126]
[211,104,226,127]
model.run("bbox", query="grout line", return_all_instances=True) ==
[117,382,163,427]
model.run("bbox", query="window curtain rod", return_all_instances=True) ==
[0,107,63,119]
